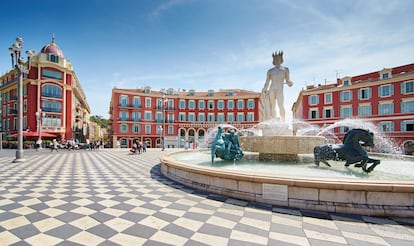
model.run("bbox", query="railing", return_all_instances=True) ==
[42,107,62,113]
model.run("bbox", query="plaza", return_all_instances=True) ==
[0,149,413,245]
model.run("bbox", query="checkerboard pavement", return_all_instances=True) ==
[0,148,413,246]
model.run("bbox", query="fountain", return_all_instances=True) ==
[160,52,414,217]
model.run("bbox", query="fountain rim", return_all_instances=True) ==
[161,149,414,192]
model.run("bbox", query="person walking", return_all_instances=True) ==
[51,139,59,152]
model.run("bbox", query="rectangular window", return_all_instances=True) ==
[237,113,244,122]
[198,113,205,122]
[188,100,195,109]
[156,112,163,122]
[208,101,214,110]
[247,112,254,122]
[188,114,195,122]
[379,84,393,97]
[43,115,61,126]
[324,93,332,104]
[378,103,394,115]
[227,100,234,109]
[42,69,63,80]
[132,112,141,121]
[198,100,205,109]
[309,109,318,119]
[340,91,352,102]
[309,95,319,105]
[340,106,352,118]
[168,126,174,134]
[401,101,414,113]
[119,111,128,121]
[382,73,389,79]
[323,108,333,118]
[179,113,186,121]
[179,100,186,109]
[247,99,255,109]
[208,113,215,122]
[217,114,225,122]
[133,97,141,107]
[120,124,128,133]
[378,122,394,132]
[401,121,414,132]
[227,113,234,122]
[167,113,174,123]
[132,124,140,133]
[42,101,62,113]
[237,100,244,109]
[145,125,151,134]
[217,100,224,109]
[358,105,372,116]
[401,81,414,94]
[145,98,151,108]
[358,88,371,100]
[144,111,152,120]
[120,95,128,106]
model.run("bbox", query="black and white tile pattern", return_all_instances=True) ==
[0,149,413,245]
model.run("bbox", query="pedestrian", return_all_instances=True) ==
[85,139,90,150]
[142,141,147,152]
[35,139,42,151]
[51,139,59,152]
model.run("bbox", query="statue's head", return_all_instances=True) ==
[272,51,284,66]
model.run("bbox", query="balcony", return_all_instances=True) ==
[42,107,62,113]
[9,109,17,114]
[119,104,142,108]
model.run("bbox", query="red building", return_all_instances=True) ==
[292,63,414,149]
[0,36,90,145]
[109,87,261,148]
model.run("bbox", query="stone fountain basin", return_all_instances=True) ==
[160,150,414,218]
[239,135,325,161]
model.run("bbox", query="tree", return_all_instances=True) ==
[90,115,108,128]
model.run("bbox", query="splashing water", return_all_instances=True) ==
[293,118,399,154]
[205,119,400,154]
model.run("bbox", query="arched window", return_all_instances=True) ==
[42,84,62,98]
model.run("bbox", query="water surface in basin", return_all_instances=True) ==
[172,151,414,180]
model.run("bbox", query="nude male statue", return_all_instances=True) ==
[260,51,293,122]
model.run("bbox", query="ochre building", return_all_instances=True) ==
[109,87,261,148]
[0,36,90,145]
[292,63,414,149]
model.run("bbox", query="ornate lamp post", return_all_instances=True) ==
[8,37,36,162]
[35,109,45,148]
[161,91,168,151]
[158,125,163,149]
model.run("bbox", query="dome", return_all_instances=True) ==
[40,35,64,58]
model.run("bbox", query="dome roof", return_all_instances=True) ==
[40,35,64,58]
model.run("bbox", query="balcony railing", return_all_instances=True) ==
[9,109,17,114]
[42,107,62,113]
[119,104,142,108]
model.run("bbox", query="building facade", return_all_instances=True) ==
[0,36,90,145]
[109,87,261,148]
[292,63,414,148]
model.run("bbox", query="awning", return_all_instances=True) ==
[10,131,57,138]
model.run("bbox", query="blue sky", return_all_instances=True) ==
[1,0,413,120]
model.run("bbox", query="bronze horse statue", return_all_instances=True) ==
[314,128,380,173]
[211,126,244,163]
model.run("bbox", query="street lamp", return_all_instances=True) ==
[158,125,163,149]
[8,37,35,163]
[161,93,168,151]
[35,109,45,148]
